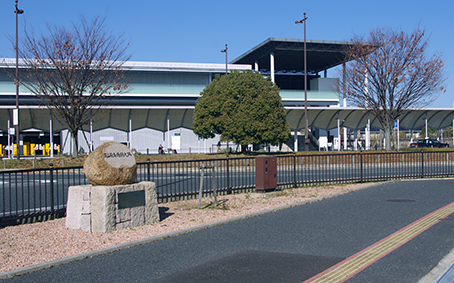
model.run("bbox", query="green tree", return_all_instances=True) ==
[192,70,291,151]
[420,127,437,139]
[342,27,446,151]
[442,126,453,139]
[420,126,453,140]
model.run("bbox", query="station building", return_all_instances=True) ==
[0,37,453,157]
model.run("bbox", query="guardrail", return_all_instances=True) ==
[1,150,454,224]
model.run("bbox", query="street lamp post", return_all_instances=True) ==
[14,0,24,159]
[221,44,228,151]
[295,12,308,151]
[221,44,228,74]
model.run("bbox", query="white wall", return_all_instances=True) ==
[62,127,220,155]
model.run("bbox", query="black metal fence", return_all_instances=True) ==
[2,150,454,224]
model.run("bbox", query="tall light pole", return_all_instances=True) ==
[295,13,308,151]
[14,0,24,159]
[221,44,229,152]
[221,44,228,74]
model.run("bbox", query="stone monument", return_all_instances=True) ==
[66,142,160,232]
[84,141,137,186]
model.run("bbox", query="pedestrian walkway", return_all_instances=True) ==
[2,179,454,282]
[307,201,454,282]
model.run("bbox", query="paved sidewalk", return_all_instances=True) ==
[2,179,454,282]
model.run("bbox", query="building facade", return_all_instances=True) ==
[1,38,453,156]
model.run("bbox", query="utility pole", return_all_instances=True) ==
[295,13,309,151]
[14,0,24,159]
[221,44,228,74]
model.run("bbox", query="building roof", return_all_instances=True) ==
[285,107,454,131]
[0,58,251,73]
[1,106,452,133]
[231,37,355,73]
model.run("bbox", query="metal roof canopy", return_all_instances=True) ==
[286,107,454,132]
[1,107,453,134]
[231,38,354,73]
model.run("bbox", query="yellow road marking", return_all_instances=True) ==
[304,201,454,283]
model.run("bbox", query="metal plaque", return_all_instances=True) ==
[118,190,145,209]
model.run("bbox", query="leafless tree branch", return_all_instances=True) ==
[342,27,446,150]
[16,15,131,157]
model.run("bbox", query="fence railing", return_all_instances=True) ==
[1,150,454,224]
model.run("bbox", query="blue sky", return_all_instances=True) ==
[0,0,452,108]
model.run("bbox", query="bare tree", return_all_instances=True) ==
[18,15,130,157]
[342,27,446,150]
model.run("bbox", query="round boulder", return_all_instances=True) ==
[84,142,137,186]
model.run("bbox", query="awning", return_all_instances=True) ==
[1,106,453,134]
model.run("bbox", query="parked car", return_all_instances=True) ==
[409,138,450,148]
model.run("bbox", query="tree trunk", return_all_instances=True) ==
[384,125,393,151]
[71,130,78,158]
[82,131,92,153]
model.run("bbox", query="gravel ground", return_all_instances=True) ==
[0,183,369,274]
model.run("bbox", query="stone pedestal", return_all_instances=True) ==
[66,181,159,233]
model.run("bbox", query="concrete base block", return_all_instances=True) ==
[66,181,159,233]
[66,186,92,230]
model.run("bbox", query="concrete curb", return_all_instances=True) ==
[0,181,388,279]
[418,246,454,283]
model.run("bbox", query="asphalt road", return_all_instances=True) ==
[1,163,452,219]
[3,179,454,282]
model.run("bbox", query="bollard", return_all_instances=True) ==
[198,163,205,209]
[421,150,425,178]
[49,163,55,219]
[147,158,151,181]
[360,151,363,183]
[293,153,297,188]
[212,166,217,207]
[226,155,231,194]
